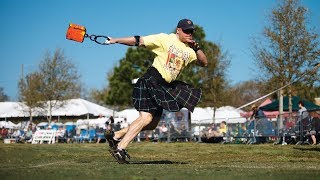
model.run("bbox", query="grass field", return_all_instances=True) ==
[1,141,320,179]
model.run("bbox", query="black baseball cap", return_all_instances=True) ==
[177,19,195,30]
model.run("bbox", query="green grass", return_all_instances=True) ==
[1,142,320,179]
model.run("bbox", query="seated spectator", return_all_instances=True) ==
[24,126,33,143]
[236,123,247,137]
[11,128,21,142]
[212,121,227,137]
[67,127,76,143]
[0,126,8,139]
[56,126,66,143]
[114,122,121,131]
[177,123,189,142]
[284,117,295,131]
[96,126,105,144]
[207,123,217,137]
[308,116,320,145]
[158,122,168,141]
[74,127,81,142]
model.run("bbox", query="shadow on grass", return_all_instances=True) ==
[293,146,320,152]
[130,160,188,165]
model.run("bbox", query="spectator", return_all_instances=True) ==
[284,117,295,132]
[11,128,21,142]
[56,126,66,143]
[67,127,76,143]
[24,126,33,143]
[159,122,168,141]
[297,101,310,144]
[207,123,217,137]
[237,123,247,137]
[298,101,309,120]
[0,126,8,139]
[203,122,226,138]
[250,104,270,143]
[96,126,105,144]
[216,121,227,137]
[114,122,121,131]
[121,118,129,129]
[308,115,320,145]
[251,104,266,120]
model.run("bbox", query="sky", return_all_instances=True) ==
[1,0,319,101]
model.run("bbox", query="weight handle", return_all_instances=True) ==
[86,34,110,45]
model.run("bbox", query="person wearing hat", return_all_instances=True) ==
[250,104,266,120]
[104,19,208,163]
[250,104,271,144]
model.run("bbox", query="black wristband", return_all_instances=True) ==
[192,42,200,52]
[193,47,201,52]
[134,36,140,46]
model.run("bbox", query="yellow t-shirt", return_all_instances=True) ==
[142,33,197,83]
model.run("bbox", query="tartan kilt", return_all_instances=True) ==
[132,67,202,115]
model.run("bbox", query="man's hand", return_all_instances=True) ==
[188,41,200,52]
[105,37,115,44]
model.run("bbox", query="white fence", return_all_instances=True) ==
[32,130,56,144]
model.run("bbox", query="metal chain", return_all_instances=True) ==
[85,34,110,45]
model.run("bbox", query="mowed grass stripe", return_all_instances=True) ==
[0,142,320,179]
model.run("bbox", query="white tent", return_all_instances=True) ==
[0,120,18,129]
[0,99,117,119]
[49,98,116,117]
[215,106,247,124]
[191,106,246,124]
[118,108,139,124]
[0,102,30,118]
[191,107,213,124]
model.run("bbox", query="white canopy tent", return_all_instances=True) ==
[0,98,117,119]
[118,108,139,124]
[191,107,213,124]
[0,120,18,129]
[49,98,117,117]
[0,102,31,118]
[191,106,247,124]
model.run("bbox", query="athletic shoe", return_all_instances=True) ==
[105,130,120,150]
[109,148,130,164]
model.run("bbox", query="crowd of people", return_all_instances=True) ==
[0,121,35,143]
[198,101,320,145]
[0,117,127,144]
[0,116,192,144]
[1,102,319,145]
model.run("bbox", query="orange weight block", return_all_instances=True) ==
[66,23,86,43]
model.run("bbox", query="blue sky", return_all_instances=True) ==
[1,0,319,101]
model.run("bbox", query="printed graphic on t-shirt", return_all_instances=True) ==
[165,44,190,80]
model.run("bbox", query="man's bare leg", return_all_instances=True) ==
[142,115,161,131]
[114,115,160,140]
[114,127,129,140]
[117,111,153,150]
[311,135,316,145]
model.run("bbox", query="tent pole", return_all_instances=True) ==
[278,90,283,130]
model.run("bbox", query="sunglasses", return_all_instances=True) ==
[182,28,195,35]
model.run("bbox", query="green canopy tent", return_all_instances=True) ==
[260,96,320,112]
